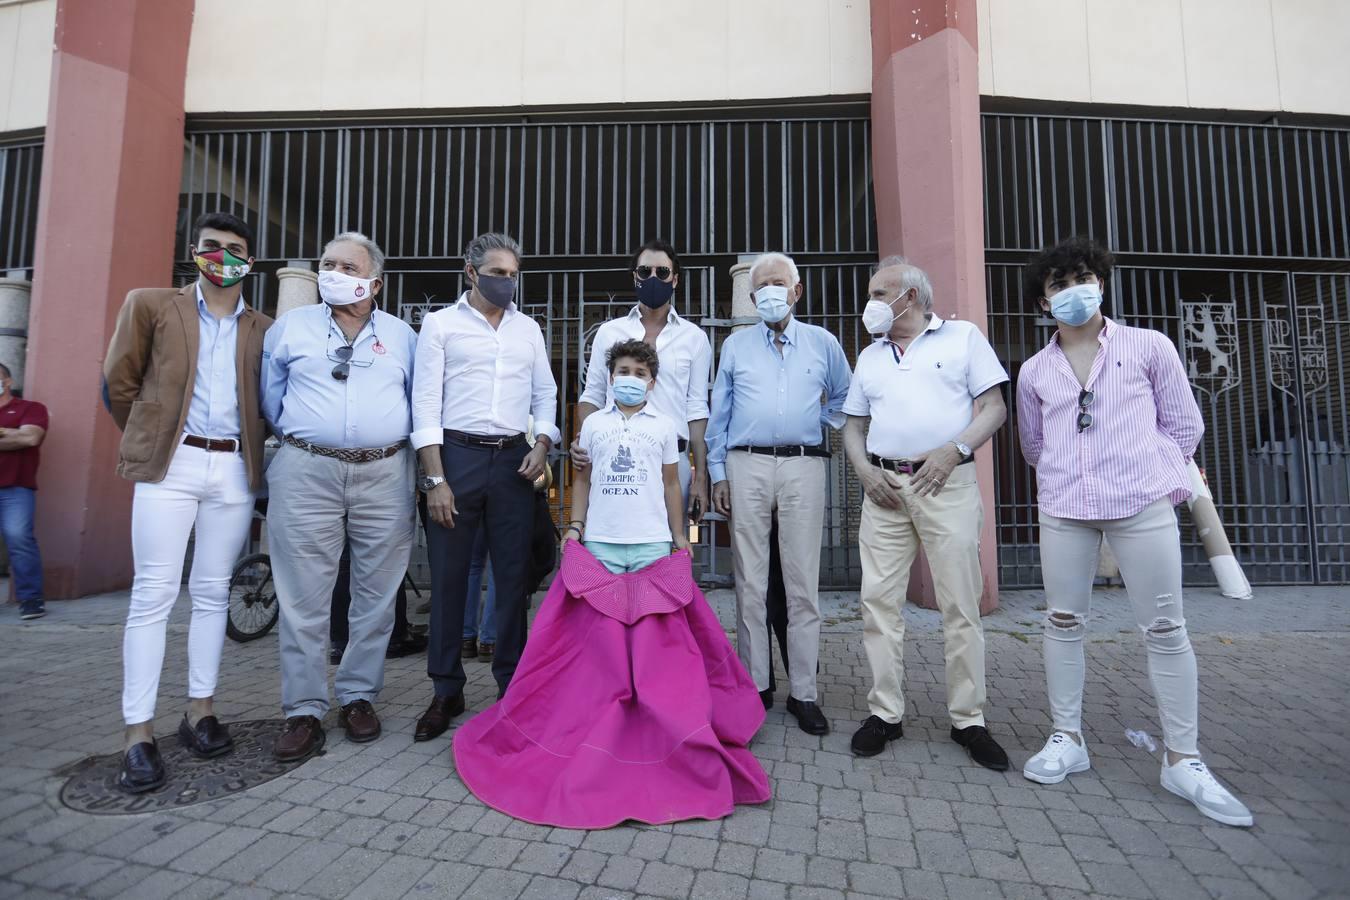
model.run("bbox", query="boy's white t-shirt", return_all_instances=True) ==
[578,403,680,545]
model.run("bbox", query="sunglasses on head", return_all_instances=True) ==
[1077,389,1094,433]
[635,265,673,281]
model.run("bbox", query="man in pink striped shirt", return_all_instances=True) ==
[1015,236,1251,827]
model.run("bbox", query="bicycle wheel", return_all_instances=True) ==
[226,553,279,642]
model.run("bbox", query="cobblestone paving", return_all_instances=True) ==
[1,584,1347,899]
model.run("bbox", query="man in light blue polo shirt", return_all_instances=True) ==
[707,252,851,736]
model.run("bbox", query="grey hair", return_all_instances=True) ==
[748,251,800,287]
[873,254,933,311]
[323,231,385,278]
[465,232,522,270]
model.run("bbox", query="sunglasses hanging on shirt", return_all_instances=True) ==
[327,326,376,381]
[1076,389,1094,433]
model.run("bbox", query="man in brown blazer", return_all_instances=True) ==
[103,211,273,793]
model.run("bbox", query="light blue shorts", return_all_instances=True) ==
[584,540,672,574]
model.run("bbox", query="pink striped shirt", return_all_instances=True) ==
[1016,318,1203,520]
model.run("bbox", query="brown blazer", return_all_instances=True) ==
[103,284,273,491]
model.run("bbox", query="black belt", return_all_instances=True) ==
[445,429,527,450]
[677,438,688,453]
[732,444,831,459]
[870,453,973,474]
[183,434,238,452]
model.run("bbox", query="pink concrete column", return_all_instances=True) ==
[25,0,195,598]
[869,0,999,613]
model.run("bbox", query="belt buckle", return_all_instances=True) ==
[489,436,506,449]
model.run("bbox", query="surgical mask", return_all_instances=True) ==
[636,275,675,309]
[474,270,517,309]
[612,374,649,407]
[1049,283,1103,326]
[754,285,792,324]
[318,269,376,306]
[861,291,912,334]
[194,247,250,288]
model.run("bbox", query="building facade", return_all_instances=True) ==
[1,0,1347,597]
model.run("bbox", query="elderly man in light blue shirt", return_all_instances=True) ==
[261,231,418,761]
[707,252,851,737]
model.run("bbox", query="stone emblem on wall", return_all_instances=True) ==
[1182,299,1240,397]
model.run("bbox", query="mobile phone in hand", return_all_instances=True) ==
[689,498,703,523]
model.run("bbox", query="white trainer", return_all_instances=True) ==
[1161,758,1254,827]
[1022,731,1091,784]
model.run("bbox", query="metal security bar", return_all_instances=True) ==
[0,141,42,273]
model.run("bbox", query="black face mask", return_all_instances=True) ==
[636,275,676,309]
[474,270,517,309]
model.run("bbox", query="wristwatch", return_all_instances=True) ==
[951,440,973,462]
[417,475,445,492]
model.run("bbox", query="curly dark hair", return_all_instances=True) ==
[606,338,659,379]
[629,239,681,277]
[1023,236,1114,306]
[192,211,256,256]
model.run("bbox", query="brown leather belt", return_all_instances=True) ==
[183,434,238,452]
[870,453,973,474]
[284,434,405,463]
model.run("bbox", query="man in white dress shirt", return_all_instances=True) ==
[410,232,560,741]
[571,240,712,520]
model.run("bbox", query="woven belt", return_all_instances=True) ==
[732,444,831,459]
[183,434,238,453]
[284,434,405,463]
[445,429,527,450]
[869,453,973,474]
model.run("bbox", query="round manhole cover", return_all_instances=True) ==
[58,719,313,815]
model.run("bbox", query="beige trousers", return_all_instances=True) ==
[726,451,826,702]
[858,462,986,727]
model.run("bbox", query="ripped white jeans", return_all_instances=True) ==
[1039,498,1199,755]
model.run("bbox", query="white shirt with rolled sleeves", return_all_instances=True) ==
[577,404,681,545]
[578,305,712,440]
[843,316,1009,459]
[410,294,561,451]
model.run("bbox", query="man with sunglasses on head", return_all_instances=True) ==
[1016,236,1251,827]
[572,240,712,523]
[103,212,272,792]
[261,231,418,762]
[410,232,559,741]
[841,256,1009,768]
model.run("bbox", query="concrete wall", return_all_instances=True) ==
[2,0,1348,133]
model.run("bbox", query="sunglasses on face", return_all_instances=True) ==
[635,266,674,281]
[1077,389,1094,433]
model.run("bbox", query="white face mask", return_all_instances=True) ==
[754,285,793,324]
[318,270,377,306]
[861,289,912,334]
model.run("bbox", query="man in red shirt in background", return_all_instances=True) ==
[0,362,48,620]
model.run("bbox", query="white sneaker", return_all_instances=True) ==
[1161,758,1253,827]
[1022,731,1091,784]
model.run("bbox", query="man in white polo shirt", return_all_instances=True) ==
[841,256,1010,770]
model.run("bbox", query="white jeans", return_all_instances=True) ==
[122,443,254,724]
[1039,498,1199,755]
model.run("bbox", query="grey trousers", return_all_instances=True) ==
[267,443,415,718]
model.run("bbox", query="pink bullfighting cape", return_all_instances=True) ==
[453,543,771,829]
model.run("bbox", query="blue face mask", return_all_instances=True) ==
[636,275,675,309]
[1049,283,1102,326]
[754,285,792,324]
[612,374,649,407]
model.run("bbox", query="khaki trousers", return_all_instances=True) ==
[726,451,825,702]
[859,463,986,727]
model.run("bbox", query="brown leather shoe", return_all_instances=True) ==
[274,715,325,761]
[414,692,465,742]
[339,700,381,743]
[478,641,494,662]
[461,639,478,659]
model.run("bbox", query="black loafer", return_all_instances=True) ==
[851,715,903,757]
[786,697,829,735]
[951,724,1010,771]
[759,689,774,710]
[118,740,166,794]
[177,714,234,758]
[386,633,428,659]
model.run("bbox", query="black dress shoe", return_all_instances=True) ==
[851,715,903,757]
[118,740,166,794]
[177,714,234,758]
[786,697,830,735]
[414,692,465,742]
[386,633,428,659]
[461,639,478,660]
[951,724,1010,771]
[759,689,774,710]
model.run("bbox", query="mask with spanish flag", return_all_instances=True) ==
[194,247,251,287]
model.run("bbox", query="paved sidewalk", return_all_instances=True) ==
[1,582,1347,899]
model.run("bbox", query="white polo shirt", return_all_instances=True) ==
[577,403,681,544]
[843,316,1008,459]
